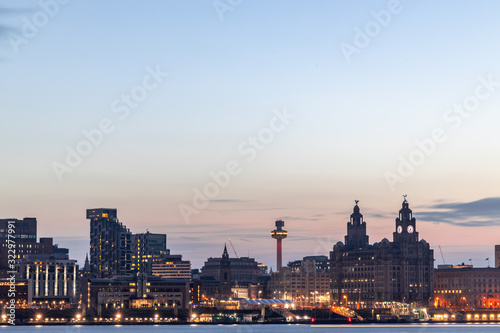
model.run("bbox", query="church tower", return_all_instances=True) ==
[345,200,369,250]
[219,244,232,298]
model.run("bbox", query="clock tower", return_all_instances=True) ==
[393,196,418,243]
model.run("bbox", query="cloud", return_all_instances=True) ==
[209,199,255,203]
[416,197,500,227]
[282,216,321,222]
[367,213,389,219]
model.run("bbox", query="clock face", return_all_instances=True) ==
[407,225,414,234]
[397,225,403,234]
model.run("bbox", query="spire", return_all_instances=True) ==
[83,252,90,272]
[222,244,229,259]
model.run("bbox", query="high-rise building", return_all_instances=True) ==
[130,232,169,275]
[271,220,288,272]
[0,217,37,243]
[330,199,434,309]
[87,208,131,278]
[496,245,500,269]
[0,218,54,278]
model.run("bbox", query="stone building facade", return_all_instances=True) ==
[330,199,434,309]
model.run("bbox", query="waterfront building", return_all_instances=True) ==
[330,199,434,309]
[152,254,192,280]
[496,245,500,269]
[268,256,330,308]
[0,279,32,309]
[17,253,79,308]
[434,264,500,309]
[201,253,260,288]
[82,275,190,312]
[288,255,330,272]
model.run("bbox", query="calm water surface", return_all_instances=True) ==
[2,324,500,332]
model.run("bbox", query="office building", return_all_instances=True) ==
[0,279,32,309]
[130,232,169,275]
[152,254,191,280]
[82,275,190,312]
[268,256,330,308]
[288,255,329,272]
[496,245,500,269]
[330,199,434,308]
[434,264,500,309]
[0,218,53,277]
[18,253,79,308]
[201,255,260,287]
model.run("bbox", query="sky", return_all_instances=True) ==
[1,0,500,270]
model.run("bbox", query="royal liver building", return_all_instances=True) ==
[330,198,434,308]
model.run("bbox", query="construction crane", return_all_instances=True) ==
[438,244,446,265]
[228,238,239,258]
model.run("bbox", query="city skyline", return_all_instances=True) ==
[4,197,498,271]
[2,1,500,270]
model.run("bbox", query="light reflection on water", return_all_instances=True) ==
[2,323,500,332]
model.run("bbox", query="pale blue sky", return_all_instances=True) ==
[2,0,500,269]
